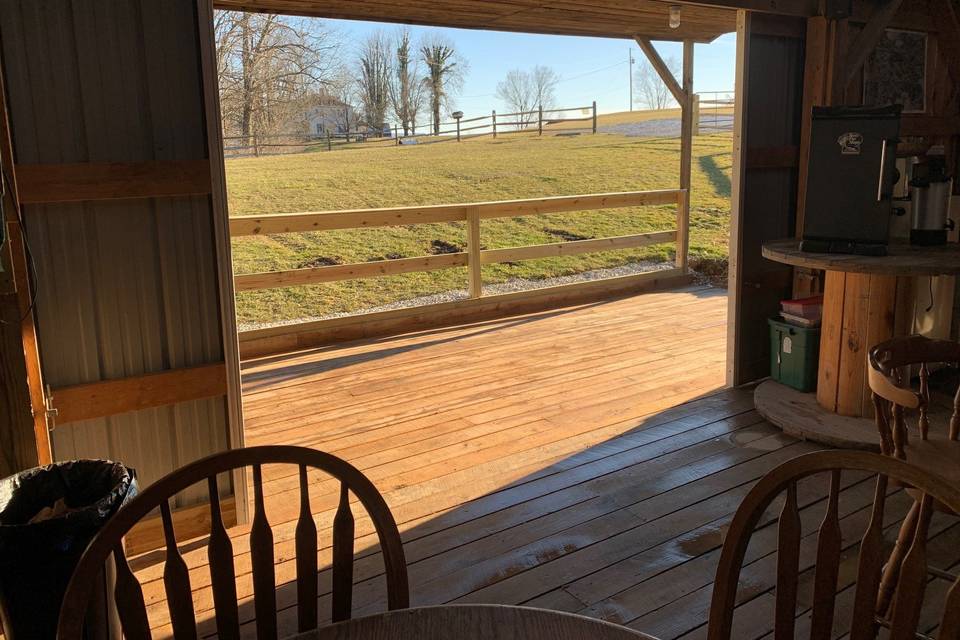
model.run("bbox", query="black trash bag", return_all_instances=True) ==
[0,459,137,639]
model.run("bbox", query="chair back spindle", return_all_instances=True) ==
[332,483,356,623]
[206,475,240,639]
[773,482,800,640]
[295,464,318,633]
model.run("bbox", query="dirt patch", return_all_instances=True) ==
[367,252,405,261]
[689,256,728,288]
[299,256,343,268]
[543,228,592,242]
[429,239,463,254]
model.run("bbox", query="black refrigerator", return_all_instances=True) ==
[801,104,901,255]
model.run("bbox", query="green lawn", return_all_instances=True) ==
[227,125,733,327]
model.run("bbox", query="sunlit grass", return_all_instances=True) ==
[227,125,732,326]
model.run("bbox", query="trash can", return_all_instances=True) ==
[0,460,137,639]
[769,317,820,392]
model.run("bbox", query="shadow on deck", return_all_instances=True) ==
[134,285,960,638]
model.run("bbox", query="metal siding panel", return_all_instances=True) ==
[2,0,228,505]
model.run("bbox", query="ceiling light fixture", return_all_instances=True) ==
[669,4,682,29]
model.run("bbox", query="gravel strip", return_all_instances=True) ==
[240,260,678,332]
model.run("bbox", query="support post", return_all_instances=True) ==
[466,207,482,298]
[492,110,497,138]
[592,101,597,134]
[677,40,694,272]
[692,94,701,136]
[456,118,461,142]
[0,63,50,473]
[538,105,543,136]
[327,131,332,151]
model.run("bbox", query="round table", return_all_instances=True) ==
[758,240,960,448]
[304,605,658,640]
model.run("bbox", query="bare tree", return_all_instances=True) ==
[389,29,426,136]
[420,36,465,135]
[496,66,558,128]
[634,55,680,110]
[216,10,342,153]
[357,32,392,135]
[495,69,535,128]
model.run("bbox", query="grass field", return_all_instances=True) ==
[227,113,733,327]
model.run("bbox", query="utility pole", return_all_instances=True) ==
[628,48,635,111]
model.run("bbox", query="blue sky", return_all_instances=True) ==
[328,19,736,119]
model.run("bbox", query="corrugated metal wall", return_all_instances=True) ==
[0,0,229,503]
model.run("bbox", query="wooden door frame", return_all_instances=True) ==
[0,60,51,471]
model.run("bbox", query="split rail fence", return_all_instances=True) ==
[222,103,598,156]
[231,189,690,355]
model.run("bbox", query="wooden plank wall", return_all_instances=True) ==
[0,1,237,509]
[727,12,806,385]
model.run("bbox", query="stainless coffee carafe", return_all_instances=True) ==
[909,149,954,246]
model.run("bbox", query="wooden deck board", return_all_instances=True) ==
[134,286,960,639]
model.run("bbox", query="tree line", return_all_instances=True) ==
[214,11,572,146]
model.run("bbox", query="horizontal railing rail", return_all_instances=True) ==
[231,189,687,297]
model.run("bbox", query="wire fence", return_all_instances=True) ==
[223,102,598,157]
[695,91,735,134]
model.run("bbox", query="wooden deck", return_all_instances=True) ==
[137,286,960,638]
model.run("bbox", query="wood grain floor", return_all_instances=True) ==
[137,286,960,638]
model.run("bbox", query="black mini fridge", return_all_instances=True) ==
[801,105,901,255]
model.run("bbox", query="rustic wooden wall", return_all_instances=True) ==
[0,0,242,511]
[727,12,807,385]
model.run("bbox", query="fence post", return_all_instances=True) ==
[466,207,482,298]
[592,101,597,134]
[692,94,701,136]
[395,126,400,145]
[327,132,332,151]
[538,105,543,135]
[456,117,461,142]
[492,110,497,139]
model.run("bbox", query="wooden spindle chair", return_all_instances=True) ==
[705,450,960,640]
[56,445,409,639]
[868,335,960,615]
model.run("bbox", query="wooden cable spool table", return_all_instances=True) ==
[756,240,960,449]
[301,605,658,640]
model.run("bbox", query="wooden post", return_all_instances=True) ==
[395,126,399,145]
[492,110,497,138]
[592,101,597,133]
[677,40,694,272]
[538,105,543,136]
[692,94,701,136]
[327,131,332,151]
[0,64,50,473]
[456,118,461,142]
[466,207,482,298]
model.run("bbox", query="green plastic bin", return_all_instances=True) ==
[768,317,820,392]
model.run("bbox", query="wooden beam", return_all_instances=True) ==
[931,0,960,87]
[677,39,695,271]
[480,231,678,264]
[230,190,682,236]
[14,160,212,204]
[635,38,687,106]
[658,0,818,17]
[51,363,227,425]
[842,0,905,89]
[0,58,49,472]
[238,268,693,359]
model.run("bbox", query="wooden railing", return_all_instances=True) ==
[230,189,688,299]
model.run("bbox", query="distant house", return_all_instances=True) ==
[304,95,354,136]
